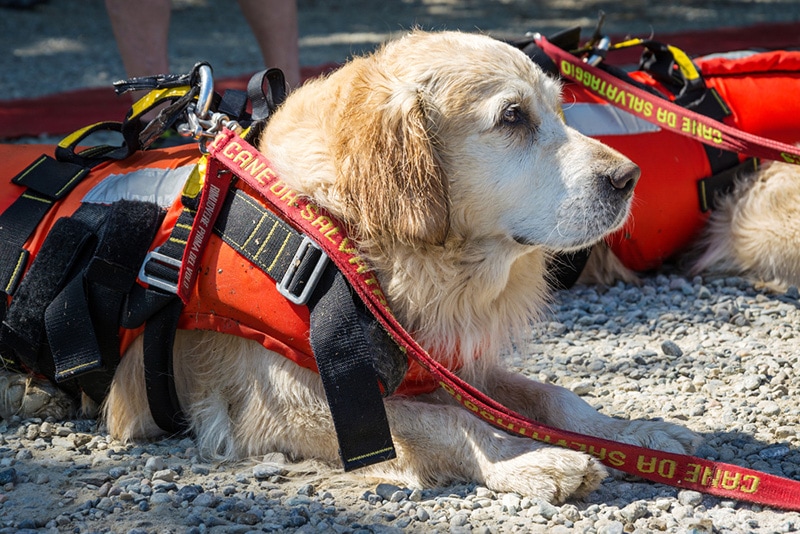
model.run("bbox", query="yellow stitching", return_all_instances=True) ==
[346,447,395,463]
[4,253,27,293]
[169,237,188,246]
[21,193,53,204]
[241,213,268,251]
[266,232,292,274]
[54,170,88,197]
[57,361,100,376]
[12,155,47,183]
[699,181,708,211]
[251,220,280,262]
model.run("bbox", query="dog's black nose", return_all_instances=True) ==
[609,162,640,193]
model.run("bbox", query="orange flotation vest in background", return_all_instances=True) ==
[561,49,800,272]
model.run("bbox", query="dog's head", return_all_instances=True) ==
[330,31,639,252]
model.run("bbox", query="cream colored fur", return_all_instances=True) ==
[690,159,800,287]
[9,31,703,504]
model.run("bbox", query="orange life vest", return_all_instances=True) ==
[561,49,800,271]
[1,143,435,396]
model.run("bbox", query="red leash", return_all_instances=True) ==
[202,129,800,510]
[534,35,800,166]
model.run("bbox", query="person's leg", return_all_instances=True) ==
[237,0,301,88]
[105,0,171,78]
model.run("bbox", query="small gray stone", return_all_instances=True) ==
[619,501,648,522]
[569,380,593,396]
[191,492,219,508]
[151,469,176,482]
[597,520,624,534]
[375,483,401,501]
[450,512,469,527]
[415,507,430,521]
[741,374,762,391]
[297,483,315,496]
[253,462,286,480]
[678,490,704,507]
[759,444,790,459]
[532,499,559,520]
[661,340,683,357]
[501,493,521,513]
[144,456,166,473]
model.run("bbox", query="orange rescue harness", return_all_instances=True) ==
[0,143,434,397]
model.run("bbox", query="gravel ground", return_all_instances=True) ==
[2,271,800,533]
[2,1,800,533]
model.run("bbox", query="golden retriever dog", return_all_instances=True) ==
[2,31,701,503]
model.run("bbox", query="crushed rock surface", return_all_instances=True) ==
[2,1,800,532]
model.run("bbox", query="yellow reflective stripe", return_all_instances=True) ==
[58,123,106,149]
[667,45,701,81]
[129,86,193,119]
[610,37,646,50]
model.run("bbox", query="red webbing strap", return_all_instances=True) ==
[207,129,800,510]
[176,156,233,304]
[535,35,800,166]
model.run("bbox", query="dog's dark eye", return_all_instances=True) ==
[502,104,523,125]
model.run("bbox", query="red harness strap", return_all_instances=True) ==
[205,129,800,510]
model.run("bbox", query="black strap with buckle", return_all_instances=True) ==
[138,184,405,466]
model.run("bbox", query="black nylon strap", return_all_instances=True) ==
[214,188,302,282]
[0,157,87,304]
[144,296,187,434]
[697,158,759,212]
[46,275,106,382]
[139,189,202,434]
[247,68,286,122]
[308,265,397,471]
[1,216,96,371]
[140,204,194,435]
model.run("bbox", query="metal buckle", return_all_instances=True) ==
[277,236,329,305]
[138,247,182,294]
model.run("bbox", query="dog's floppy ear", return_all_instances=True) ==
[334,74,449,246]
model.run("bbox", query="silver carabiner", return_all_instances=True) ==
[195,64,214,119]
[175,63,244,151]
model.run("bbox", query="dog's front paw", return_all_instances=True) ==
[483,444,607,503]
[0,370,76,420]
